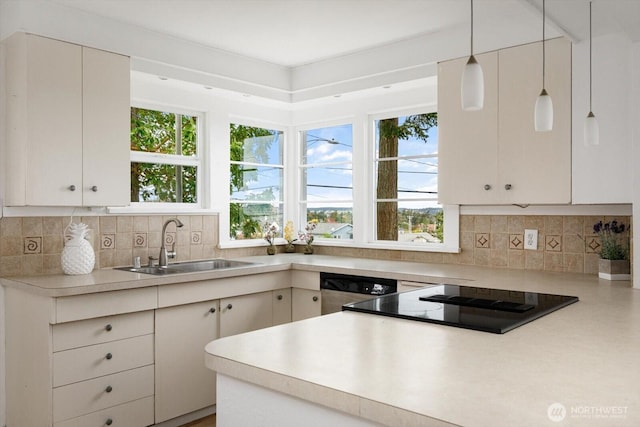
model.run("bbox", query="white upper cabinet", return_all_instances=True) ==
[3,32,130,207]
[438,38,572,205]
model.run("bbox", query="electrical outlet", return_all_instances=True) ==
[524,229,538,250]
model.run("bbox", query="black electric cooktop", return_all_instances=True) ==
[342,285,579,334]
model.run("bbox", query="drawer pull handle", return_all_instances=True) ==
[484,184,491,191]
[209,307,216,313]
[106,419,113,426]
[312,296,319,302]
[505,184,512,190]
[91,185,98,192]
[68,185,76,191]
[277,294,283,300]
[226,304,233,310]
[105,353,113,360]
[105,385,113,393]
[105,324,113,332]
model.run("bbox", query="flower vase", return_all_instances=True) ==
[61,223,95,275]
[303,244,314,255]
[285,243,296,253]
[267,245,276,255]
[598,259,630,281]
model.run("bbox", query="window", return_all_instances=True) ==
[373,113,443,244]
[229,124,284,240]
[300,124,353,241]
[130,106,201,204]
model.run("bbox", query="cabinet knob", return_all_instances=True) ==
[209,307,216,313]
[105,385,113,393]
[68,185,76,191]
[91,185,98,192]
[226,303,233,310]
[105,353,113,360]
[106,419,113,426]
[484,184,491,191]
[505,184,512,190]
[105,324,112,332]
[312,296,319,302]
[277,294,283,300]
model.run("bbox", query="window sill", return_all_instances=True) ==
[219,238,460,253]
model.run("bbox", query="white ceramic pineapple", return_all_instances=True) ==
[61,222,95,275]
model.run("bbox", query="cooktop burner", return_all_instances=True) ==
[342,284,578,334]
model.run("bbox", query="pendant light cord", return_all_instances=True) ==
[470,0,474,55]
[589,2,593,112]
[542,0,546,89]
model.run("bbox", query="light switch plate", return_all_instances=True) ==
[524,229,538,250]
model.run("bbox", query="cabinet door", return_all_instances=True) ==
[20,34,83,206]
[498,38,571,204]
[272,288,292,326]
[82,47,131,206]
[437,51,499,204]
[292,289,321,321]
[155,300,219,422]
[220,292,273,338]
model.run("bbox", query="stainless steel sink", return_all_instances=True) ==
[115,259,258,275]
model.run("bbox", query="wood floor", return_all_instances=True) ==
[181,414,216,427]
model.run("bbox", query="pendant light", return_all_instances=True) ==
[584,1,599,146]
[461,0,484,110]
[534,0,553,132]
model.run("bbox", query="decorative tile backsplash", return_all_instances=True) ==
[0,213,632,277]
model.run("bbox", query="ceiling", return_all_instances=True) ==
[46,0,640,68]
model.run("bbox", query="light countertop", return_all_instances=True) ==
[204,256,639,427]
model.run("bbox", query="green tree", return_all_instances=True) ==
[377,113,437,240]
[130,107,197,202]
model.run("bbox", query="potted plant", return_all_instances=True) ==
[283,220,297,253]
[298,221,317,255]
[593,220,630,280]
[263,220,280,255]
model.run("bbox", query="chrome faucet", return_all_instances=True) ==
[159,218,184,267]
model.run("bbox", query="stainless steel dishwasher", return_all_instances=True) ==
[320,272,397,315]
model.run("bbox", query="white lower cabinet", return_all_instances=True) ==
[5,270,322,426]
[155,300,220,423]
[292,288,321,321]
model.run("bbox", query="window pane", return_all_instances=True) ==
[230,203,283,240]
[131,107,197,156]
[230,125,282,164]
[131,162,197,203]
[306,203,353,239]
[375,158,438,199]
[375,114,438,158]
[230,165,283,202]
[376,201,443,243]
[301,124,353,241]
[304,165,352,201]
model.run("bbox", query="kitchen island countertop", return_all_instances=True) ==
[204,256,639,427]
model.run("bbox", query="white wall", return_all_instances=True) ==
[632,41,640,289]
[572,33,633,204]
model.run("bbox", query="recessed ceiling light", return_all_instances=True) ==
[158,76,169,81]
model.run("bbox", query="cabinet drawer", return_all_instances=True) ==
[53,310,154,352]
[53,365,154,422]
[53,334,154,387]
[54,396,154,427]
[55,287,157,323]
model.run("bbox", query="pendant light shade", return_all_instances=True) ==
[584,1,599,146]
[534,0,553,132]
[534,89,554,131]
[461,0,484,111]
[584,111,599,146]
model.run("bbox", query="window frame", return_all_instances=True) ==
[298,122,355,242]
[124,101,205,211]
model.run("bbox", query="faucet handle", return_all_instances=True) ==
[147,256,158,267]
[168,242,177,259]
